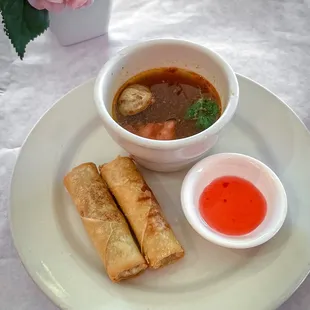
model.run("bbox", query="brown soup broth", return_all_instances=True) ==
[113,67,221,139]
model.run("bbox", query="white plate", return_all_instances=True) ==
[10,75,310,310]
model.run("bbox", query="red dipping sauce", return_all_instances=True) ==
[199,176,267,236]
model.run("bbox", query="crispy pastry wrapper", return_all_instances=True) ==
[64,163,147,282]
[100,157,184,269]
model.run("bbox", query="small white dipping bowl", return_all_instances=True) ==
[181,153,287,249]
[94,39,239,172]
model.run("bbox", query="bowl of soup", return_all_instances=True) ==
[94,39,239,172]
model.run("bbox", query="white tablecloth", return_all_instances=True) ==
[1,0,310,309]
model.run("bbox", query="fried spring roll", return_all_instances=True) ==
[100,157,184,269]
[64,163,147,282]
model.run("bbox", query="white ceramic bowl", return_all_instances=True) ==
[94,39,239,172]
[181,153,287,249]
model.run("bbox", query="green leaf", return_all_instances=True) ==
[184,97,220,130]
[0,0,49,59]
[196,114,216,130]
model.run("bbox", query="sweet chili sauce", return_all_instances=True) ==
[199,176,267,236]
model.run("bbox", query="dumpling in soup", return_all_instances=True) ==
[118,84,154,116]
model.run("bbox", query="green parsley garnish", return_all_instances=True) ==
[184,98,220,130]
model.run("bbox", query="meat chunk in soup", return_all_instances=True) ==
[118,84,154,116]
[125,120,176,140]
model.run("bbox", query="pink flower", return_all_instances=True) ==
[28,0,65,12]
[28,0,93,12]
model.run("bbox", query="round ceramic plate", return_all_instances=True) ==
[10,75,310,310]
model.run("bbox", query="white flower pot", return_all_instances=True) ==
[49,0,111,46]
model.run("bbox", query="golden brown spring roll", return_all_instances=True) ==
[64,163,147,282]
[100,157,184,269]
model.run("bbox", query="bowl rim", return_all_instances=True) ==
[94,38,239,150]
[181,152,288,249]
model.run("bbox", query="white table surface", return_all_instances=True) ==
[1,0,310,309]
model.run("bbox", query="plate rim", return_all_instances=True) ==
[9,73,310,310]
